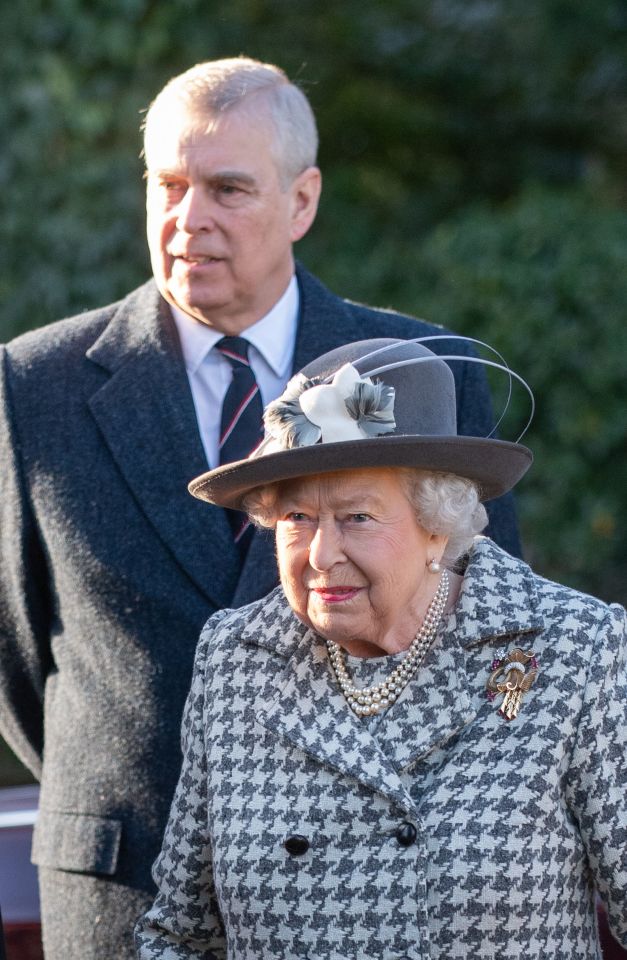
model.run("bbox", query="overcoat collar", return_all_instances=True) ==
[83,268,368,610]
[85,281,240,608]
[291,263,373,372]
[251,539,544,814]
[247,597,420,816]
[374,538,543,772]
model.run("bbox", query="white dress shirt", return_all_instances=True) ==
[171,276,300,468]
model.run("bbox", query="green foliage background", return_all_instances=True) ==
[1,0,626,782]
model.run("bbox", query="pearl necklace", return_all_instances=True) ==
[325,571,450,718]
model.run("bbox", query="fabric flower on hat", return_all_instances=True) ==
[264,363,396,450]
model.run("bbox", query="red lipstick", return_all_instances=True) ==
[311,587,361,603]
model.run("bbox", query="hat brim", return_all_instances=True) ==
[188,435,532,509]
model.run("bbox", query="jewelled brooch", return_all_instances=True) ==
[486,649,539,721]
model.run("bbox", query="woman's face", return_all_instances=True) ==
[274,468,448,657]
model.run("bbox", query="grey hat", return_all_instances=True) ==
[189,338,532,508]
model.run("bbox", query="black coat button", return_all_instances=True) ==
[284,834,309,856]
[396,822,417,847]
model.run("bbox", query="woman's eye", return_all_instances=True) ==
[350,513,371,523]
[286,512,308,522]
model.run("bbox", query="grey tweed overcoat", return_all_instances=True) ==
[136,537,627,959]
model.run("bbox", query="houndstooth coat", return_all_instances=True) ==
[135,537,627,959]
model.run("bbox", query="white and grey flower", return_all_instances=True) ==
[264,374,322,449]
[344,380,395,437]
[263,364,396,451]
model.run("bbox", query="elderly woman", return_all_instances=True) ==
[136,339,627,959]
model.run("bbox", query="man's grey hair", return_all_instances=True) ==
[143,56,318,187]
[243,468,488,565]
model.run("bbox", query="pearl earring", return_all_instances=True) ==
[428,558,441,574]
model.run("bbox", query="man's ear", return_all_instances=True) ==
[289,167,322,243]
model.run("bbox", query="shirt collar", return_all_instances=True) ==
[170,275,300,377]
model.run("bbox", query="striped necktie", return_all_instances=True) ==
[216,336,264,551]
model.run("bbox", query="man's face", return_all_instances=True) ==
[145,106,321,334]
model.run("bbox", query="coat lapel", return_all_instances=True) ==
[377,538,544,772]
[291,264,371,373]
[373,612,476,772]
[230,526,278,607]
[86,282,240,609]
[252,596,418,817]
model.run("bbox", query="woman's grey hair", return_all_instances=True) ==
[396,469,488,564]
[143,56,318,188]
[243,468,488,565]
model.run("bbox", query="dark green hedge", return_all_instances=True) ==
[405,186,627,604]
[3,0,626,335]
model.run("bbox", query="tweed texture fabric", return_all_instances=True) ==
[135,538,627,960]
[0,265,520,959]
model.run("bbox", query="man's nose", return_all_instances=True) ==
[308,524,345,572]
[175,186,216,234]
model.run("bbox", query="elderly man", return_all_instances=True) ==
[0,57,520,958]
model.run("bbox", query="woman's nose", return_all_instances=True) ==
[175,186,215,234]
[308,524,345,571]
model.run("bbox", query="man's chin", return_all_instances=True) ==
[164,286,232,329]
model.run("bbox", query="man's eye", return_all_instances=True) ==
[159,180,186,196]
[350,514,371,523]
[216,183,245,201]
